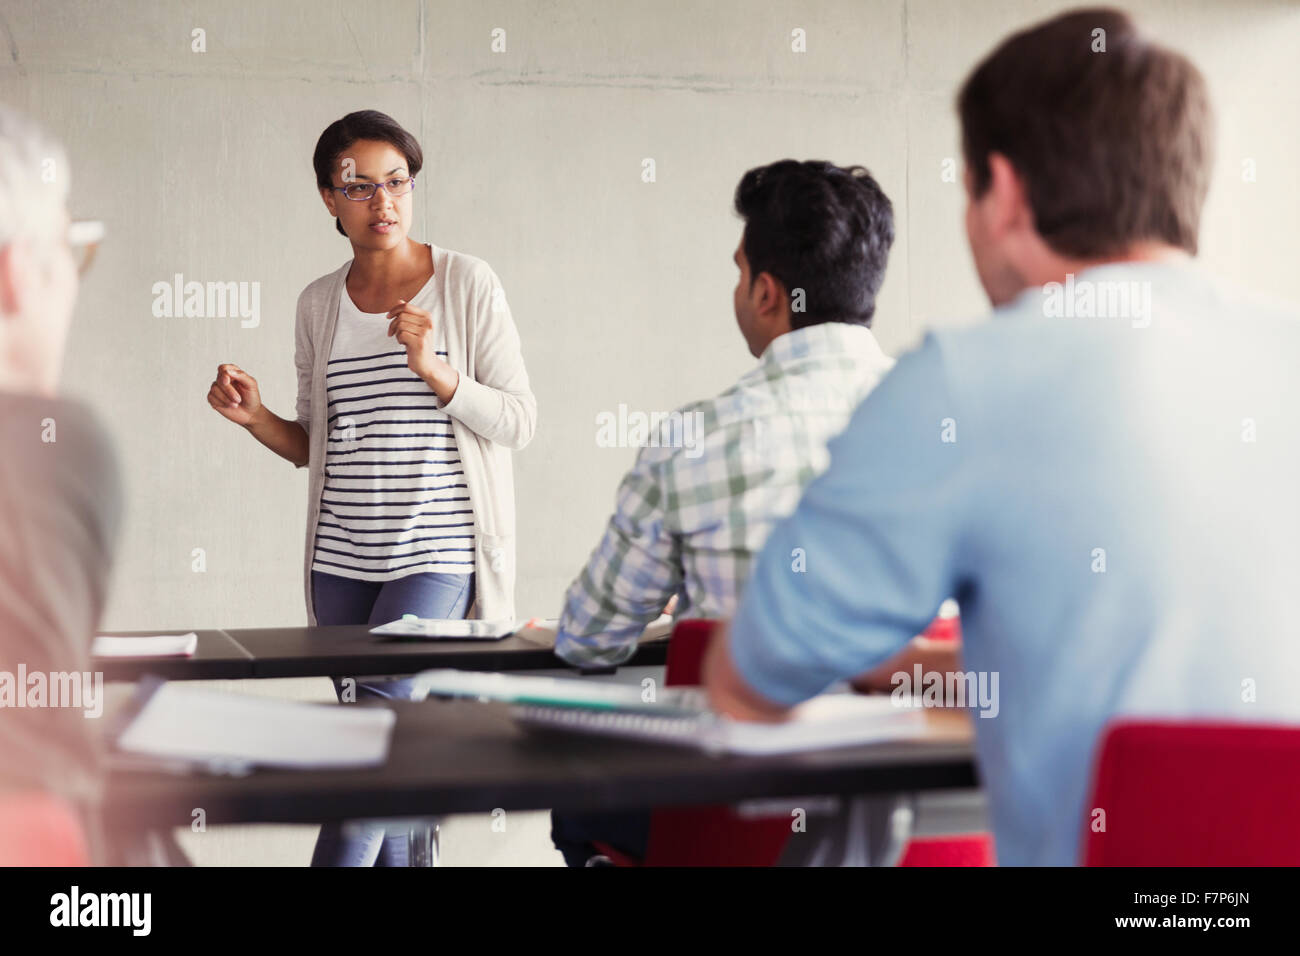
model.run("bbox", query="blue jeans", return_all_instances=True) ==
[309,569,475,867]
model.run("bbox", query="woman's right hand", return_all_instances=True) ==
[208,363,264,427]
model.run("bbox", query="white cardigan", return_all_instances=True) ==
[293,244,536,623]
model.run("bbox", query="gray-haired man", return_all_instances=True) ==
[0,103,121,863]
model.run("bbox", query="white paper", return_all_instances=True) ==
[712,694,926,755]
[368,617,519,639]
[93,633,199,658]
[116,684,396,769]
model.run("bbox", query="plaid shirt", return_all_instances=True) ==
[555,322,896,668]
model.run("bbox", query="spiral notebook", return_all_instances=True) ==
[414,669,925,755]
[512,694,925,755]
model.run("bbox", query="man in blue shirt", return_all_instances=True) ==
[705,8,1300,865]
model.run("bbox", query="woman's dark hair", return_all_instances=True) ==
[313,110,423,237]
[734,160,894,329]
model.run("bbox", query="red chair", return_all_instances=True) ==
[598,617,994,866]
[0,791,90,866]
[1083,721,1300,866]
[898,609,995,866]
[594,619,793,866]
[898,834,995,866]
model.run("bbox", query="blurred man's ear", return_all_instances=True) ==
[985,152,1033,239]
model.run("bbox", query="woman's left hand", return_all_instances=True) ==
[388,299,459,403]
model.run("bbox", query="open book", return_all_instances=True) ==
[413,669,924,756]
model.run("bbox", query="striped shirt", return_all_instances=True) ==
[310,278,475,581]
[555,322,896,668]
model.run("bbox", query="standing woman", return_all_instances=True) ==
[207,110,536,865]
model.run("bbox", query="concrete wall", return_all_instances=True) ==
[2,0,1296,865]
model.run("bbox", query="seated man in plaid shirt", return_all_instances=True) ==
[550,159,934,865]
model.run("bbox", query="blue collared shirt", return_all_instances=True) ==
[729,262,1300,865]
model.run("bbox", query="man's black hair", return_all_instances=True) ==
[734,160,895,328]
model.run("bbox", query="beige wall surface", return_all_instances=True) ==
[2,0,1296,864]
[0,0,1295,630]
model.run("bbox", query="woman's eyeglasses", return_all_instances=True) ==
[68,219,104,276]
[332,176,416,202]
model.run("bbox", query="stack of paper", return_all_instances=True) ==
[92,633,199,658]
[368,618,518,640]
[116,684,396,769]
[705,694,927,755]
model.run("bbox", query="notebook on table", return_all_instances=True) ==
[112,680,396,773]
[412,669,925,755]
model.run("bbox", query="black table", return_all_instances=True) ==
[94,629,254,682]
[94,626,668,682]
[104,700,976,830]
[228,625,668,678]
